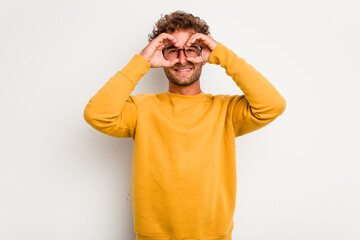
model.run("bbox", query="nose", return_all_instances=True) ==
[178,49,187,65]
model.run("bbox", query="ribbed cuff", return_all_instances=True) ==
[120,54,151,86]
[209,42,227,65]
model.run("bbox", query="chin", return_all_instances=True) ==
[164,68,202,87]
[171,78,199,87]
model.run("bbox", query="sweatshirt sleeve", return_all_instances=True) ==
[83,54,150,139]
[208,43,286,137]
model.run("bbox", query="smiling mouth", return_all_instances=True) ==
[174,68,193,73]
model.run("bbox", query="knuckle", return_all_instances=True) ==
[159,33,168,38]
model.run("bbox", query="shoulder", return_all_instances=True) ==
[209,93,244,103]
[129,92,244,105]
[129,92,169,106]
[129,93,156,104]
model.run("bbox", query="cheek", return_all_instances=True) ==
[164,68,171,74]
[163,68,173,79]
[194,63,203,71]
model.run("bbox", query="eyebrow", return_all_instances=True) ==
[165,44,200,49]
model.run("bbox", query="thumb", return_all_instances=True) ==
[185,56,204,64]
[167,58,179,67]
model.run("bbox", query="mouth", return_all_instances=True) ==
[173,67,193,73]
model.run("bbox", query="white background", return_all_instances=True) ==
[1,0,359,239]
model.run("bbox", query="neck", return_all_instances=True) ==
[168,82,202,96]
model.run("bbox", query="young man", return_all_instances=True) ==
[84,11,286,240]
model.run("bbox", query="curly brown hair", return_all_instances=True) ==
[148,11,210,42]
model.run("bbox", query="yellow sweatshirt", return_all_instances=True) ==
[84,43,286,240]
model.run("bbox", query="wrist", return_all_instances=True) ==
[209,41,219,51]
[139,51,150,63]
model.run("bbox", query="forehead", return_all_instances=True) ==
[169,29,196,46]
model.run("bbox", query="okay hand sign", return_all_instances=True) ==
[185,33,218,63]
[139,33,180,68]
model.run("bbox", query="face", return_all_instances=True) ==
[163,29,205,87]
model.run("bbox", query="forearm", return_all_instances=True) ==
[83,54,150,136]
[209,43,286,121]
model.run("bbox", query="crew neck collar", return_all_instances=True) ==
[166,91,205,98]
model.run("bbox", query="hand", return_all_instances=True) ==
[185,33,218,64]
[139,33,180,68]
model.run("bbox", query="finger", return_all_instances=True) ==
[156,43,166,51]
[164,58,179,67]
[188,34,217,51]
[152,40,166,50]
[186,33,208,47]
[169,58,179,66]
[185,56,204,64]
[157,33,180,48]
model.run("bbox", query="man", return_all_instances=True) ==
[84,11,286,240]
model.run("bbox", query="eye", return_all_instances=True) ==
[186,46,200,55]
[165,48,178,54]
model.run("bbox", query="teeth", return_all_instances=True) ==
[177,69,191,71]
